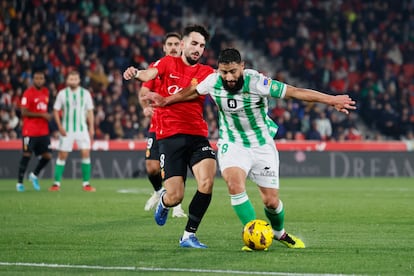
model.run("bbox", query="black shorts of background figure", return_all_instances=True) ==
[22,135,52,156]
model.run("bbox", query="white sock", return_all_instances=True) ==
[182,231,194,240]
[273,229,286,240]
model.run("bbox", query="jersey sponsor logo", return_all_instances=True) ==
[167,85,183,95]
[227,99,237,108]
[36,102,48,111]
[169,73,180,79]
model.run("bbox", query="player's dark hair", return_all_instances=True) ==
[163,32,181,44]
[182,24,210,42]
[67,70,80,77]
[218,48,242,64]
[32,70,45,77]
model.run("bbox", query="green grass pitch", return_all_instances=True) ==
[0,177,413,275]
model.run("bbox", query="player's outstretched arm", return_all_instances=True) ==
[143,85,199,107]
[284,85,356,114]
[123,66,158,82]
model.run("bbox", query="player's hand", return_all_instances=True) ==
[141,92,167,107]
[143,106,154,117]
[331,95,357,114]
[123,66,139,80]
[58,127,67,137]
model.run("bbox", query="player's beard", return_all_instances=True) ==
[185,53,199,65]
[68,83,79,90]
[222,76,244,94]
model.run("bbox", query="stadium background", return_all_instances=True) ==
[0,0,414,178]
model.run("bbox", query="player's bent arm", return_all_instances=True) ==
[163,85,199,105]
[134,68,159,82]
[284,85,356,114]
[21,107,50,120]
[123,66,159,82]
[139,86,154,117]
[139,86,151,109]
[143,85,199,107]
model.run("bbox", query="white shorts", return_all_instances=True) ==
[217,141,280,189]
[58,132,91,152]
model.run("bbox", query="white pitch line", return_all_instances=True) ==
[0,262,360,276]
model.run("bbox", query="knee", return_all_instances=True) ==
[146,160,160,175]
[43,152,52,160]
[226,180,244,195]
[197,176,214,194]
[164,190,183,206]
[263,197,280,209]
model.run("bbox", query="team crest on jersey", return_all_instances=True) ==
[271,81,279,91]
[191,78,198,86]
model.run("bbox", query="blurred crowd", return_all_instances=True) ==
[0,0,413,141]
[188,0,414,140]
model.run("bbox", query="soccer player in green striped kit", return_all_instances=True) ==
[50,71,95,192]
[144,48,357,250]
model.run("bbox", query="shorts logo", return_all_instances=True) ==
[260,166,276,177]
[202,146,216,156]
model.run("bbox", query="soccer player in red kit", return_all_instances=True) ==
[124,25,216,248]
[16,71,52,192]
[139,32,186,218]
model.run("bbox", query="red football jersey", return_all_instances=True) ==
[142,63,161,133]
[20,86,50,136]
[152,56,214,139]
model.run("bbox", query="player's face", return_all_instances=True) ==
[163,36,181,57]
[33,73,45,89]
[218,62,245,94]
[66,74,80,89]
[181,32,206,65]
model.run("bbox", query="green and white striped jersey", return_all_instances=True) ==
[54,86,94,133]
[197,69,286,147]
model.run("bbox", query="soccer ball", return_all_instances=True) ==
[242,219,274,250]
